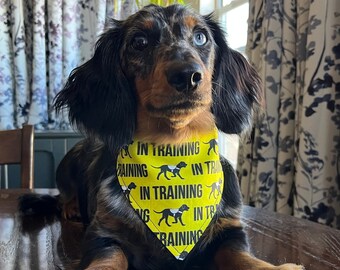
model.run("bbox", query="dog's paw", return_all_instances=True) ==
[274,264,305,270]
[62,203,82,222]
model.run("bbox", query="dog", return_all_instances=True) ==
[19,4,305,270]
[155,204,190,227]
[153,161,188,180]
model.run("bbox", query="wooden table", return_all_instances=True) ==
[0,189,339,270]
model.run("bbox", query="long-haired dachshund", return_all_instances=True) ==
[19,5,304,270]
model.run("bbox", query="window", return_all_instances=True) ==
[217,0,249,53]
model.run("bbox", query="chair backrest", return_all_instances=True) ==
[0,125,34,188]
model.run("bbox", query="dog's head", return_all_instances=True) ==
[177,161,187,168]
[54,5,262,152]
[179,204,190,211]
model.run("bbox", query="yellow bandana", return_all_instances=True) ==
[117,129,223,260]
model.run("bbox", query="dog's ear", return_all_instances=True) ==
[205,15,263,134]
[54,20,136,153]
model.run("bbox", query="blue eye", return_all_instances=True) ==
[193,31,207,46]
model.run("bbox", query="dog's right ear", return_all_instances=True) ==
[205,15,263,134]
[54,20,136,153]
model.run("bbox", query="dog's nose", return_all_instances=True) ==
[166,63,203,92]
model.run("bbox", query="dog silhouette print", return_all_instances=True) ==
[204,139,218,155]
[153,161,187,180]
[177,251,189,261]
[154,204,190,226]
[121,182,137,201]
[207,179,223,199]
[120,143,133,159]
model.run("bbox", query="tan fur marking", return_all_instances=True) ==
[184,16,198,29]
[86,250,128,270]
[59,195,80,220]
[142,19,154,29]
[219,217,242,228]
[136,107,215,144]
[61,196,80,220]
[200,218,242,249]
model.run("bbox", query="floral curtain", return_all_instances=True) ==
[238,0,340,228]
[0,0,137,131]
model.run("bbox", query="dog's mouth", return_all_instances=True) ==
[146,92,211,117]
[147,99,203,115]
[145,97,211,130]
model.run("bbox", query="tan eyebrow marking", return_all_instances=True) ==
[184,16,198,29]
[142,19,154,29]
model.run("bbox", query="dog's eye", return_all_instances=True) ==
[132,35,148,51]
[193,31,207,46]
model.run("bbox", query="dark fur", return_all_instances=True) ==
[19,5,304,270]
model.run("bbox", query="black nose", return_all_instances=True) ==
[166,63,203,92]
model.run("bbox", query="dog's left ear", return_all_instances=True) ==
[54,20,137,153]
[205,15,263,134]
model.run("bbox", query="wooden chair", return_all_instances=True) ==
[0,125,34,188]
